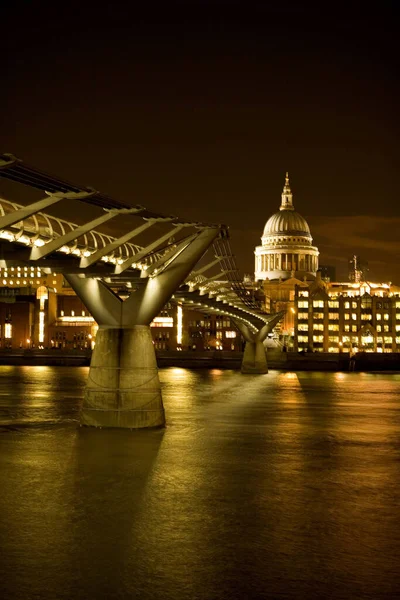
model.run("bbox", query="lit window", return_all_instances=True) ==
[298,335,308,343]
[313,300,324,308]
[376,324,382,332]
[344,324,350,332]
[298,313,308,320]
[329,336,339,342]
[5,323,12,339]
[384,313,389,321]
[299,290,309,297]
[36,286,48,311]
[352,302,357,309]
[225,331,236,338]
[313,312,324,319]
[351,325,357,332]
[345,302,350,309]
[328,313,339,320]
[71,311,75,317]
[345,314,350,320]
[352,313,357,320]
[298,301,308,308]
[328,301,339,308]
[313,335,323,342]
[151,317,173,327]
[313,324,324,331]
[329,324,339,331]
[298,324,308,331]
[39,311,45,343]
[376,314,382,321]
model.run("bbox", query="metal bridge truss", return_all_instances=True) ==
[0,153,276,330]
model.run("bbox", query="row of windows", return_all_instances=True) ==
[299,312,396,322]
[153,332,170,340]
[298,335,397,344]
[188,320,231,328]
[190,330,236,339]
[297,300,400,310]
[298,302,396,315]
[154,342,168,350]
[298,323,397,334]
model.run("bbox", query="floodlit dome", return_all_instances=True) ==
[254,172,319,281]
[263,209,311,238]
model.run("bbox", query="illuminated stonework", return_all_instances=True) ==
[254,173,319,281]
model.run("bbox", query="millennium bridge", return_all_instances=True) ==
[0,154,283,428]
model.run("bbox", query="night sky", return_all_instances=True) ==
[1,2,398,282]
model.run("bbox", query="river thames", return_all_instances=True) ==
[0,366,399,599]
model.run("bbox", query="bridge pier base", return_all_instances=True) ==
[241,340,268,374]
[81,325,165,429]
[234,313,284,375]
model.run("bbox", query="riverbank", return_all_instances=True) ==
[1,349,399,371]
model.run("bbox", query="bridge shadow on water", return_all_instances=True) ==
[66,426,165,599]
[0,418,165,600]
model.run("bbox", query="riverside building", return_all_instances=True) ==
[0,273,241,352]
[294,277,400,353]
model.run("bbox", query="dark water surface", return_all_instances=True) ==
[0,366,399,600]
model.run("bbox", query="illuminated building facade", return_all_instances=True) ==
[294,278,400,353]
[0,274,241,352]
[254,173,319,282]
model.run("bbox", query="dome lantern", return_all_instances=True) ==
[280,172,294,211]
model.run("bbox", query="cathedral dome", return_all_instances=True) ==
[254,172,319,282]
[263,209,311,238]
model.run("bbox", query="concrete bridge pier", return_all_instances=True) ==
[234,312,284,374]
[65,227,219,429]
[242,338,269,374]
[82,325,164,428]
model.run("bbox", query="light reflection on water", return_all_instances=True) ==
[0,366,399,599]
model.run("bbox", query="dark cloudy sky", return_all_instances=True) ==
[1,1,398,282]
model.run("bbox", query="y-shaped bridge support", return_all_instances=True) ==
[234,313,284,374]
[66,228,219,429]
